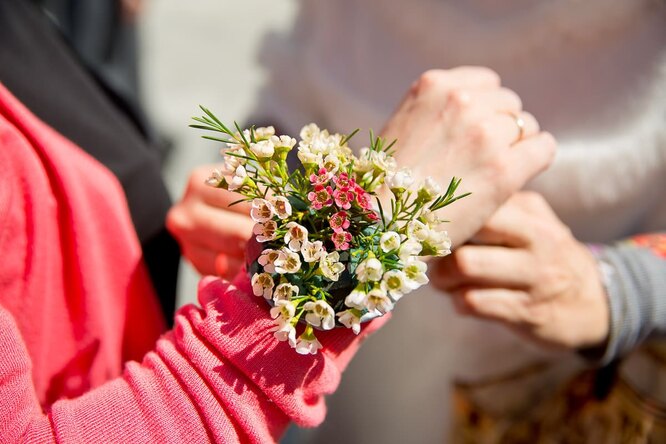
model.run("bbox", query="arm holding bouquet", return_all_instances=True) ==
[431,192,666,365]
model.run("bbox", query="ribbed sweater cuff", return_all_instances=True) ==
[582,244,666,366]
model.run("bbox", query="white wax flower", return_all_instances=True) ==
[270,321,297,347]
[243,126,275,141]
[228,165,247,191]
[257,248,283,274]
[423,229,452,256]
[344,287,367,310]
[274,248,302,274]
[295,334,322,355]
[320,153,341,174]
[304,300,336,330]
[403,257,429,290]
[356,257,384,283]
[319,251,345,281]
[297,149,323,166]
[271,196,292,219]
[301,239,324,263]
[381,270,410,301]
[421,209,443,228]
[273,283,299,301]
[300,123,321,142]
[417,176,442,202]
[380,231,401,253]
[407,220,430,242]
[249,139,275,159]
[253,220,278,242]
[354,147,374,173]
[220,146,246,174]
[337,310,362,335]
[372,150,397,173]
[399,238,422,261]
[270,299,296,322]
[366,287,394,314]
[251,272,274,299]
[385,168,414,191]
[284,222,308,252]
[271,134,297,149]
[205,169,225,187]
[250,198,275,223]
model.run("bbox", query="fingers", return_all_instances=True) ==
[215,254,244,280]
[189,165,252,214]
[456,87,523,116]
[464,111,540,150]
[167,201,253,257]
[431,246,536,291]
[181,243,244,279]
[413,67,501,95]
[506,132,557,185]
[472,191,563,248]
[451,288,534,324]
[182,243,222,276]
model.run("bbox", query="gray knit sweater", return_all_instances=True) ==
[588,239,666,365]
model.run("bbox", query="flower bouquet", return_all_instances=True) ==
[192,107,468,354]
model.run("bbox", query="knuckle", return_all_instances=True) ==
[455,66,501,86]
[165,207,191,235]
[447,89,471,110]
[468,121,493,146]
[461,290,482,312]
[414,69,445,94]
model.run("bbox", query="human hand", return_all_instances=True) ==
[430,192,609,350]
[167,164,253,279]
[382,67,556,246]
[120,0,144,21]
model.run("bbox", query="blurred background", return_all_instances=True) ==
[139,0,297,307]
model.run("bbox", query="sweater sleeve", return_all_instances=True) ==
[584,234,666,366]
[0,274,387,444]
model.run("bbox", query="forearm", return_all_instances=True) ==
[0,275,385,443]
[586,234,666,365]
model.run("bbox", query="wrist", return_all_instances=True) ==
[577,244,614,361]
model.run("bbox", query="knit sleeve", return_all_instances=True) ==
[0,274,386,443]
[583,234,666,366]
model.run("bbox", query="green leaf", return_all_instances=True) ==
[340,128,360,146]
[202,135,233,143]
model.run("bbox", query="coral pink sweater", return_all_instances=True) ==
[0,84,384,443]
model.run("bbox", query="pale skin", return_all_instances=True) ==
[167,66,556,279]
[430,191,610,350]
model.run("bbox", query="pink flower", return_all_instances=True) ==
[329,211,350,233]
[355,188,372,210]
[366,211,380,222]
[332,231,352,251]
[333,188,354,210]
[333,172,355,190]
[307,185,334,210]
[310,168,332,186]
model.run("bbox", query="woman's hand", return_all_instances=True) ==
[382,67,556,246]
[167,164,254,279]
[430,192,610,350]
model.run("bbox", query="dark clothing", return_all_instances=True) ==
[0,0,179,323]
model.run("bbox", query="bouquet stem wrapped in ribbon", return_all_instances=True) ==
[192,107,468,354]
